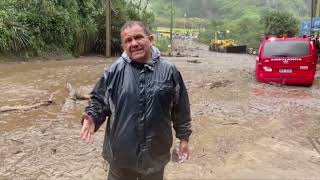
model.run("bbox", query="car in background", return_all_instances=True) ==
[256,36,318,86]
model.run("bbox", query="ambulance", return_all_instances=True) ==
[256,36,318,86]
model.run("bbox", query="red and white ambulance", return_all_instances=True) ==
[256,36,318,86]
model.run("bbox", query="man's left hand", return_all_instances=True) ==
[179,140,190,160]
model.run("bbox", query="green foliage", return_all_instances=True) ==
[155,35,170,52]
[0,0,155,58]
[0,10,32,54]
[150,0,310,48]
[232,16,264,48]
[261,11,300,37]
[198,31,212,45]
[108,0,155,55]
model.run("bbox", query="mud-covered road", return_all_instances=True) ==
[1,40,320,179]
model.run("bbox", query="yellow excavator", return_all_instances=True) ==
[209,30,247,53]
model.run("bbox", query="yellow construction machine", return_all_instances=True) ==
[209,30,247,53]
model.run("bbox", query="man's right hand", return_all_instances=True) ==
[80,114,95,144]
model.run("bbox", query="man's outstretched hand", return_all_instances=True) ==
[80,114,95,144]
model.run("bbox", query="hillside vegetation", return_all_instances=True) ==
[150,0,311,48]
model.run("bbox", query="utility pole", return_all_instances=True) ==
[170,0,173,52]
[106,0,111,57]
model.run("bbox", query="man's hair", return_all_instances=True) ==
[120,21,151,36]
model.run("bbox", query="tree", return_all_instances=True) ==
[261,11,300,37]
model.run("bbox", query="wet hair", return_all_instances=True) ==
[120,21,151,36]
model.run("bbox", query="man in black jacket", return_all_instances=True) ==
[80,21,192,180]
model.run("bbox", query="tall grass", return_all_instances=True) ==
[0,11,32,54]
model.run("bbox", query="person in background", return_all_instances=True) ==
[80,21,192,180]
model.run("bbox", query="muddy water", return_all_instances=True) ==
[1,40,320,179]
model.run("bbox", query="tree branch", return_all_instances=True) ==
[0,91,58,113]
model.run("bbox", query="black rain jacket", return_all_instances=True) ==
[85,46,192,174]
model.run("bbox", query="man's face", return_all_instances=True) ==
[121,25,154,63]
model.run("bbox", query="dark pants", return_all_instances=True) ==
[108,165,164,180]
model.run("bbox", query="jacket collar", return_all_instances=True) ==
[121,46,160,71]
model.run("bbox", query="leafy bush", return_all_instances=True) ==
[198,31,212,45]
[0,11,32,54]
[155,35,170,52]
[232,16,264,48]
[261,11,299,37]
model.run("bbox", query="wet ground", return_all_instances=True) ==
[1,40,320,179]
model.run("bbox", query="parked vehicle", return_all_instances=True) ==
[256,36,318,86]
